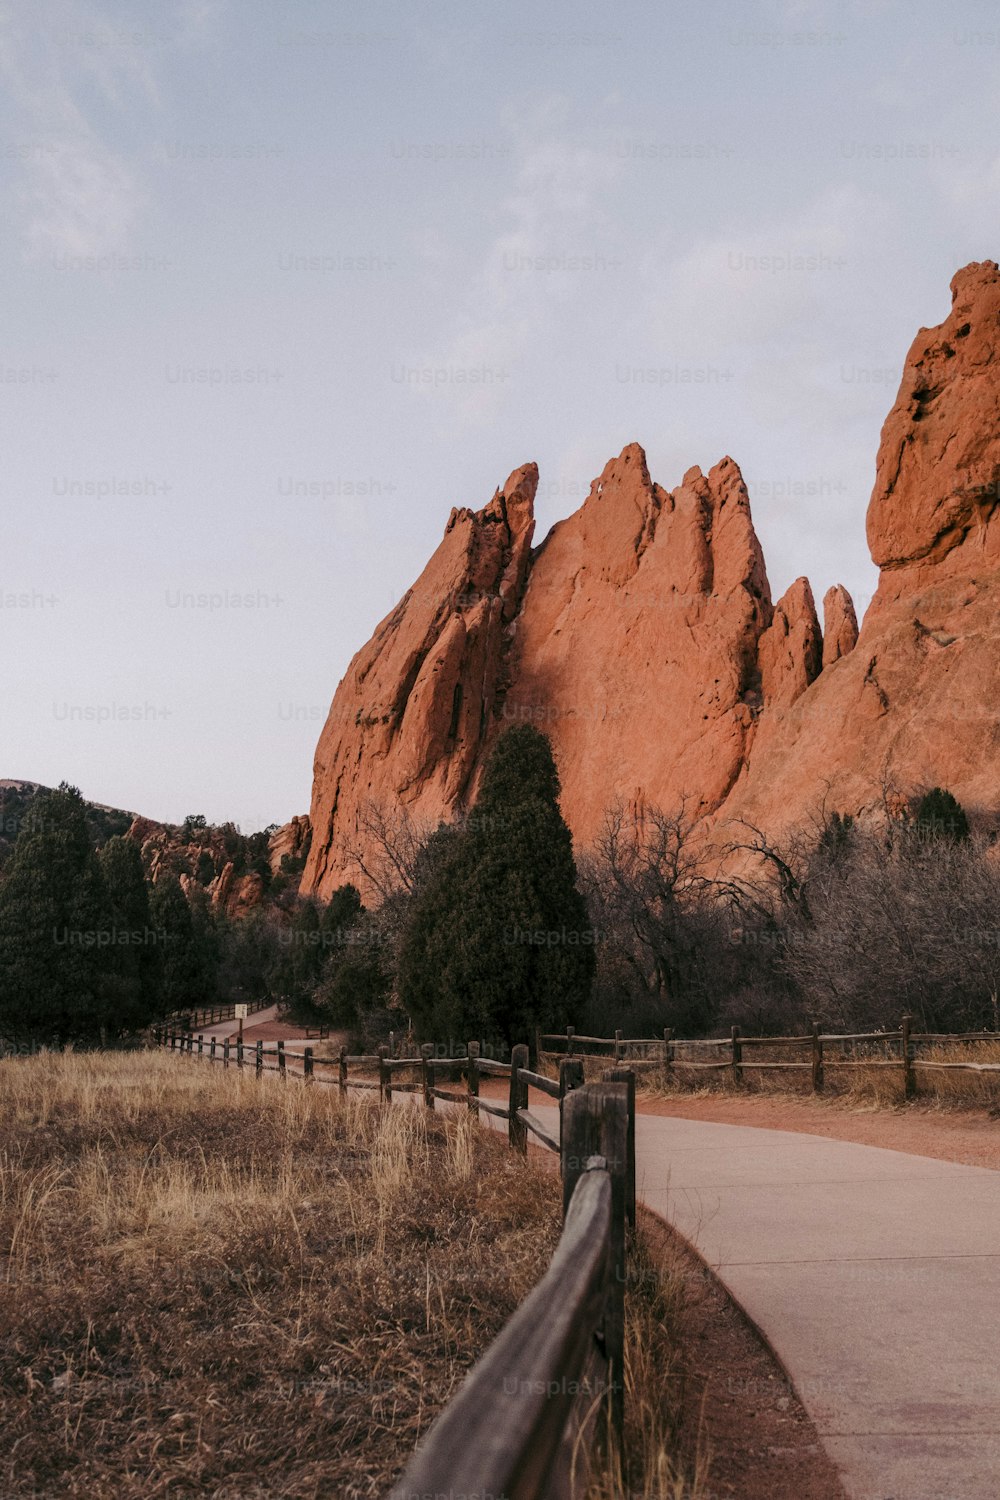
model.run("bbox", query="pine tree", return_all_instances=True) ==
[915,788,970,842]
[98,835,162,1033]
[149,876,216,1017]
[399,726,594,1047]
[0,784,113,1044]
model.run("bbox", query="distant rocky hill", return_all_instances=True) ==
[0,781,311,918]
[301,261,1000,898]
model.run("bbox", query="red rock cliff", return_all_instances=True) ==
[302,262,1000,897]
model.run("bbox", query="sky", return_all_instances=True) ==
[2,0,999,831]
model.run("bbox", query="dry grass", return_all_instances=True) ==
[0,1050,563,1498]
[585,1226,706,1500]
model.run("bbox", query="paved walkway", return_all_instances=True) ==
[528,1102,1000,1500]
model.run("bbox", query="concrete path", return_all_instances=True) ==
[528,1102,1000,1500]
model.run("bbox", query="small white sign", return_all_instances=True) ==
[234,1004,248,1020]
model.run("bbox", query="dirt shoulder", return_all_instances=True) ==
[635,1089,1000,1169]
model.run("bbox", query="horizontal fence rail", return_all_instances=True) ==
[539,1018,1000,1096]
[166,998,271,1031]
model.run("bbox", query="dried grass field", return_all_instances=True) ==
[0,1050,566,1498]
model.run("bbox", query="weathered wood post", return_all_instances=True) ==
[663,1027,673,1078]
[731,1025,742,1085]
[197,1033,204,1057]
[566,1026,575,1058]
[338,1045,348,1099]
[560,1081,628,1451]
[467,1042,480,1116]
[901,1014,915,1099]
[223,1038,230,1069]
[388,1030,395,1059]
[614,1028,624,1062]
[421,1043,435,1109]
[255,1040,263,1079]
[378,1045,391,1104]
[508,1043,529,1154]
[236,1036,244,1071]
[210,1036,217,1064]
[605,1067,637,1227]
[811,1023,824,1093]
[559,1058,585,1154]
[276,1040,286,1079]
[304,1046,314,1083]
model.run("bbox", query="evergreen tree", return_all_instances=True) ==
[0,784,113,1044]
[398,726,594,1047]
[149,876,216,1016]
[98,835,163,1033]
[915,788,970,842]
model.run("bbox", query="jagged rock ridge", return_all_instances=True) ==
[302,261,1000,897]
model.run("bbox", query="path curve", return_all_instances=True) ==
[527,1101,1000,1500]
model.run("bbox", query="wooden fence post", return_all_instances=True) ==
[508,1044,529,1154]
[811,1023,824,1093]
[467,1042,480,1116]
[533,1026,542,1067]
[197,1033,204,1057]
[236,1036,244,1071]
[731,1025,742,1085]
[277,1040,286,1079]
[223,1038,230,1069]
[304,1046,314,1083]
[559,1058,585,1154]
[378,1045,390,1104]
[338,1045,348,1099]
[605,1067,636,1227]
[566,1026,575,1058]
[901,1014,915,1099]
[663,1028,673,1077]
[560,1081,628,1452]
[388,1030,395,1059]
[210,1036,217,1064]
[614,1028,624,1062]
[421,1043,435,1109]
[256,1040,263,1079]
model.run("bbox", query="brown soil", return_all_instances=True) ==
[636,1090,1000,1170]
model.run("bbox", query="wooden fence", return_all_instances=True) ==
[155,1023,635,1496]
[540,1018,1000,1096]
[164,998,271,1031]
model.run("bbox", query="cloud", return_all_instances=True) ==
[0,0,167,259]
[404,98,627,424]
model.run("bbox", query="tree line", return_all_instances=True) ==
[0,735,994,1049]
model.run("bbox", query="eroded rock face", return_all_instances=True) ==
[302,262,1000,895]
[723,259,1000,843]
[302,465,538,899]
[868,261,1000,584]
[822,585,859,669]
[268,814,311,876]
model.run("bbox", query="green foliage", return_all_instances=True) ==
[915,787,970,842]
[98,836,163,1033]
[398,726,594,1047]
[0,784,115,1043]
[148,876,217,1015]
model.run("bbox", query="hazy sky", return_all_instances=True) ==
[2,0,998,830]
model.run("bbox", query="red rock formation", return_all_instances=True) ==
[724,260,1000,841]
[821,585,859,669]
[302,465,537,898]
[302,261,1000,896]
[268,814,311,876]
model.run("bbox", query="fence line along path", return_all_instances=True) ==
[156,1024,637,1497]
